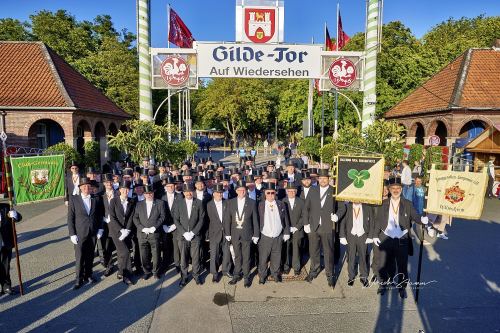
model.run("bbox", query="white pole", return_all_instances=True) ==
[138,0,153,121]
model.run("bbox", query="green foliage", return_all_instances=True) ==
[0,18,32,40]
[298,136,321,161]
[363,120,405,166]
[178,140,198,157]
[424,146,446,173]
[44,142,81,169]
[408,144,424,168]
[83,140,100,169]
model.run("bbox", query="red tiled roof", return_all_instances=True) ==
[385,48,500,118]
[0,41,130,118]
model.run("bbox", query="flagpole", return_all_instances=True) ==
[167,3,171,48]
[167,4,171,140]
[336,2,339,51]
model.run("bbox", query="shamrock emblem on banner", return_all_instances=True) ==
[347,169,370,188]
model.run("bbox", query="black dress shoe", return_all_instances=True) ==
[3,287,16,295]
[347,279,354,287]
[212,275,218,284]
[305,274,316,283]
[175,266,181,273]
[117,274,123,280]
[371,275,378,283]
[194,277,203,285]
[143,273,152,280]
[273,275,282,283]
[104,268,113,277]
[224,272,233,279]
[283,268,291,275]
[228,276,241,285]
[361,278,369,287]
[73,281,83,290]
[399,288,407,299]
[377,286,386,295]
[88,276,98,284]
[243,278,251,288]
[123,277,133,286]
[153,274,160,280]
[294,270,301,276]
[259,277,266,285]
[328,277,336,287]
[179,278,188,288]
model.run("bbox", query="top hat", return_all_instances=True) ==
[213,183,224,193]
[174,175,184,183]
[285,182,297,190]
[193,175,205,183]
[123,168,134,177]
[286,161,296,167]
[70,160,79,168]
[87,167,96,174]
[143,184,154,193]
[119,180,132,189]
[182,183,195,192]
[264,183,277,191]
[267,160,276,166]
[183,169,192,177]
[78,177,91,187]
[221,174,231,181]
[102,173,113,182]
[234,180,246,190]
[318,169,330,177]
[309,168,318,175]
[301,171,311,179]
[162,176,176,185]
[254,169,263,177]
[217,162,224,168]
[244,175,254,183]
[388,177,402,187]
[268,172,280,180]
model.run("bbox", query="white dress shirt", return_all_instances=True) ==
[288,197,295,210]
[186,198,193,219]
[351,203,365,237]
[166,192,175,210]
[196,190,204,200]
[287,173,295,182]
[72,175,80,195]
[384,199,408,238]
[81,194,91,215]
[146,200,153,219]
[120,197,128,213]
[214,200,223,222]
[261,200,283,238]
[302,187,310,199]
[318,185,329,225]
[237,197,245,216]
[137,195,145,202]
[401,166,412,185]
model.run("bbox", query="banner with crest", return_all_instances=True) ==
[10,155,65,204]
[426,166,488,220]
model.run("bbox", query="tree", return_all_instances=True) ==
[44,142,81,169]
[0,18,32,41]
[363,119,405,166]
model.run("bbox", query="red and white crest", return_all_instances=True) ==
[328,58,357,89]
[244,8,276,43]
[160,56,190,87]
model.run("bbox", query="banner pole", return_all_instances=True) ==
[3,155,24,295]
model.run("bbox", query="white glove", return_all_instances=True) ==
[421,216,429,225]
[8,210,18,220]
[252,237,259,244]
[365,238,373,244]
[118,229,128,241]
[283,234,290,242]
[70,235,78,245]
[304,224,311,234]
[183,232,191,241]
[162,225,169,233]
[97,229,104,239]
[103,216,110,224]
[189,231,195,239]
[148,226,156,233]
[373,238,381,247]
[142,228,150,234]
[225,236,231,241]
[65,201,69,206]
[167,224,177,233]
[290,227,298,234]
[339,237,348,245]
[427,226,436,238]
[331,213,339,222]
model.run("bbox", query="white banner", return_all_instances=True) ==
[196,42,322,79]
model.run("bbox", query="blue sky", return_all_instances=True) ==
[1,0,498,46]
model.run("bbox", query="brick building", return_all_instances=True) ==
[385,46,500,156]
[0,41,130,164]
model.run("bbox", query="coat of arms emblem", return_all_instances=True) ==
[160,56,190,86]
[444,183,465,204]
[244,8,276,43]
[31,169,49,187]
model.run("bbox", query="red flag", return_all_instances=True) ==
[337,11,350,50]
[325,26,336,51]
[168,8,194,48]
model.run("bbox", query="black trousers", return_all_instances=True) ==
[258,234,283,278]
[0,246,12,289]
[308,231,334,278]
[378,234,410,289]
[172,230,181,268]
[138,233,161,274]
[96,233,115,268]
[232,238,251,278]
[371,244,380,278]
[346,235,369,280]
[110,234,132,278]
[74,235,96,281]
[282,231,303,272]
[178,237,201,278]
[209,237,232,275]
[129,233,142,272]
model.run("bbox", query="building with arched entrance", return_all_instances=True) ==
[385,45,500,163]
[0,41,130,167]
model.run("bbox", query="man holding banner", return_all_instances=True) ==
[67,177,104,290]
[0,204,21,295]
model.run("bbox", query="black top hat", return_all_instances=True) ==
[208,157,213,162]
[268,172,280,180]
[205,173,214,180]
[141,168,148,176]
[243,165,251,171]
[213,183,224,193]
[197,165,204,172]
[309,168,318,175]
[162,176,176,185]
[102,173,113,182]
[388,177,402,187]
[87,167,96,174]
[229,167,239,175]
[119,180,132,189]
[254,169,263,176]
[89,179,99,188]
[234,180,246,189]
[221,174,231,181]
[286,161,296,167]
[142,157,149,161]
[301,171,311,179]
[134,179,144,187]
[125,162,134,169]
[244,175,254,183]
[208,165,216,171]
[318,169,330,177]
[78,177,91,187]
[193,175,205,183]
[182,183,195,192]
[148,164,156,170]
[183,169,192,176]
[134,166,142,173]
[123,168,134,177]
[174,175,184,183]
[267,160,276,166]
[285,182,297,190]
[217,162,224,168]
[264,183,277,191]
[302,163,309,170]
[143,184,154,193]
[70,160,79,167]
[383,179,390,187]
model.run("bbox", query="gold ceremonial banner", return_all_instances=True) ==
[426,165,488,220]
[335,155,385,205]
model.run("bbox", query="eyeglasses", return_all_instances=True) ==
[265,192,276,195]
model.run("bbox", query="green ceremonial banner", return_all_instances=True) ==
[10,155,65,204]
[335,155,385,205]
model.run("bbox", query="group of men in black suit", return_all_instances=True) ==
[66,157,434,298]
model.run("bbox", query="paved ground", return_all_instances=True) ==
[1,170,499,332]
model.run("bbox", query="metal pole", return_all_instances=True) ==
[415,223,425,304]
[333,89,339,139]
[0,112,23,295]
[178,91,182,140]
[138,0,153,121]
[167,89,172,141]
[321,93,325,148]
